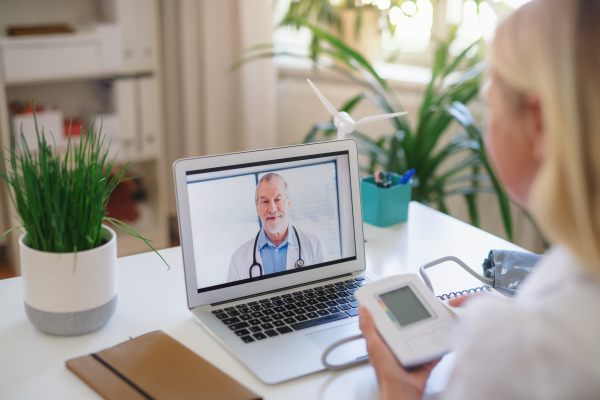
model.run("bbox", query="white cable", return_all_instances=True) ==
[321,333,369,371]
[419,256,493,292]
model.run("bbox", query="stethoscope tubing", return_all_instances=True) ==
[249,226,303,278]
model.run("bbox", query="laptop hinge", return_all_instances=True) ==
[210,273,354,307]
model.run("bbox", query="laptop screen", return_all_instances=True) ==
[184,150,357,293]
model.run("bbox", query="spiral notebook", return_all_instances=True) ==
[419,256,505,318]
[435,284,502,318]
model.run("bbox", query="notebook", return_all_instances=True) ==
[66,330,261,400]
[173,139,379,384]
[419,256,505,318]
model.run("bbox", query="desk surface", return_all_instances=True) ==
[0,202,523,400]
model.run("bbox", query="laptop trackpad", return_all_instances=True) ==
[307,321,368,367]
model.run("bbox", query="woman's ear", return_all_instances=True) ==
[526,93,546,162]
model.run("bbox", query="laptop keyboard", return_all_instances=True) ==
[212,277,370,343]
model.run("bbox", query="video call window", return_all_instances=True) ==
[187,161,344,289]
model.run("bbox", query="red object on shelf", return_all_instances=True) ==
[9,100,44,115]
[106,177,140,223]
[64,119,83,137]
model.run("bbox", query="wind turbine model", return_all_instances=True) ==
[307,79,407,140]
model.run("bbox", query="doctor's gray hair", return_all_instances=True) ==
[255,173,290,205]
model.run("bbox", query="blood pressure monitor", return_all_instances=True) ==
[355,274,456,368]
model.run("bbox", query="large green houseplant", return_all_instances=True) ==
[0,113,167,335]
[236,19,513,240]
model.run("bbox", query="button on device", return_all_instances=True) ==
[407,334,437,354]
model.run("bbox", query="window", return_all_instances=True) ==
[188,175,259,288]
[384,0,433,56]
[273,0,531,69]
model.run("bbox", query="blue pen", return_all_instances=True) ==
[400,169,415,184]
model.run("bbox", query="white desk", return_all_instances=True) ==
[0,202,523,399]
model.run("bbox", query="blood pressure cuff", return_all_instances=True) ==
[483,250,543,296]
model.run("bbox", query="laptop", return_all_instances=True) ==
[173,139,380,384]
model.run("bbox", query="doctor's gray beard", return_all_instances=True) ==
[263,212,288,235]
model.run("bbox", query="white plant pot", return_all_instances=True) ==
[19,226,117,336]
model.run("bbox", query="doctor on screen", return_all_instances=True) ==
[227,173,323,282]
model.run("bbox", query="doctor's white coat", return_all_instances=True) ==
[227,226,323,282]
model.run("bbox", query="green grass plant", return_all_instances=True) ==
[0,111,168,267]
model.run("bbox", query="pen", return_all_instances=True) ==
[386,172,392,188]
[400,169,415,185]
[383,172,392,188]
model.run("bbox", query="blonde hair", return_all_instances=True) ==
[492,0,600,274]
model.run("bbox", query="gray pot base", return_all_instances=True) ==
[24,295,117,336]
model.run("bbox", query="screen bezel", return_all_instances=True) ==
[174,140,366,308]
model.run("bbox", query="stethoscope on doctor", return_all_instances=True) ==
[249,226,304,278]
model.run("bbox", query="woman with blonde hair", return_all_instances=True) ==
[359,0,600,398]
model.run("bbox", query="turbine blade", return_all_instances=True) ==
[307,79,342,119]
[354,111,408,126]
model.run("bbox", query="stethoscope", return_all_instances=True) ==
[249,226,304,278]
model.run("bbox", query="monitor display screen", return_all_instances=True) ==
[184,151,357,292]
[380,286,432,327]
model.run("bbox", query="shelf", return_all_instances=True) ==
[3,71,155,88]
[0,0,168,275]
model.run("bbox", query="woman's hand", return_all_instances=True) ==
[448,294,478,307]
[359,306,440,400]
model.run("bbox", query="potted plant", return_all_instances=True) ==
[234,18,514,240]
[301,22,514,240]
[0,114,167,335]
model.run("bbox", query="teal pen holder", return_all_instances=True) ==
[361,173,412,227]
